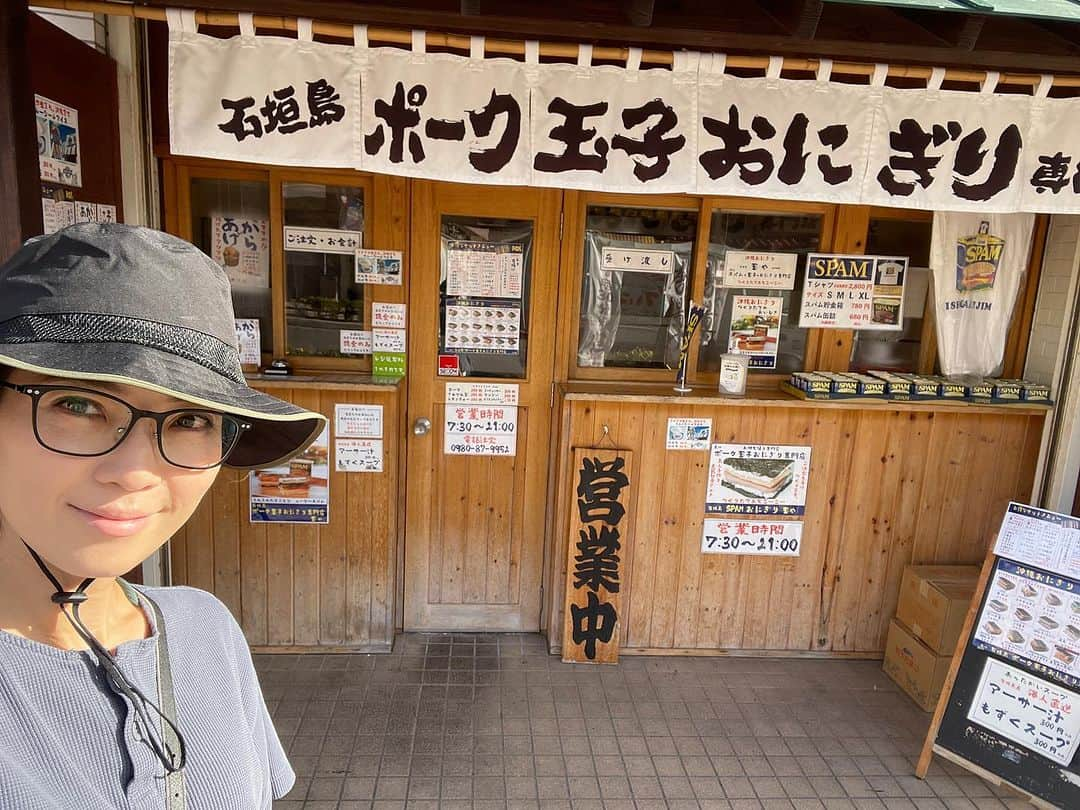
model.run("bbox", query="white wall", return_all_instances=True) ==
[1026,216,1080,514]
[31,9,106,52]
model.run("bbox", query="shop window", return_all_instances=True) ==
[577,206,697,369]
[698,211,823,375]
[283,182,366,359]
[439,215,533,379]
[850,217,933,373]
[189,177,272,354]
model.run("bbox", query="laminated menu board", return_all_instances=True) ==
[918,502,1080,807]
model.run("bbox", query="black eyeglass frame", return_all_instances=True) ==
[0,381,251,470]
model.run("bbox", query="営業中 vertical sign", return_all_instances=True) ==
[563,449,633,664]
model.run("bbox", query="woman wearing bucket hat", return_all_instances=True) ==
[0,223,327,809]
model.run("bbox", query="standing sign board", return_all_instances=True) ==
[918,503,1080,808]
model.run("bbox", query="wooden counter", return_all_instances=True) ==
[171,377,402,653]
[547,383,1048,658]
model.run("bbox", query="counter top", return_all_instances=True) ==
[246,373,402,392]
[559,382,1052,416]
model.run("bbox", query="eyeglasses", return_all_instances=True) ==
[0,382,251,470]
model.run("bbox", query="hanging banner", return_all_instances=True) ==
[1022,90,1080,212]
[167,25,1080,214]
[360,47,533,185]
[862,75,1031,213]
[168,15,360,167]
[930,212,1034,377]
[696,61,875,204]
[531,52,697,194]
[800,254,908,330]
[563,449,633,664]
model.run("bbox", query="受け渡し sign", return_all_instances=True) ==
[169,20,1080,214]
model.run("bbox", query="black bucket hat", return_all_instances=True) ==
[0,222,326,468]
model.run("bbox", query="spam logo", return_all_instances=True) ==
[808,255,873,280]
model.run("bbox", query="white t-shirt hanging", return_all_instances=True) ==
[930,212,1034,379]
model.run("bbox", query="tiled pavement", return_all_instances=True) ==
[260,634,1027,810]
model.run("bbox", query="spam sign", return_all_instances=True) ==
[800,253,909,331]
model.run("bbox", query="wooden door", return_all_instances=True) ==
[405,181,562,631]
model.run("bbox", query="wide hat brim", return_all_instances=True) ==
[0,343,326,469]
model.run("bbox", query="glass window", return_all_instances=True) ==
[850,218,933,373]
[189,177,271,354]
[439,215,533,380]
[578,206,697,369]
[698,211,823,375]
[283,182,365,359]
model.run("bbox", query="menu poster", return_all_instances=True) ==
[446,241,524,299]
[210,216,270,289]
[974,558,1080,688]
[994,502,1080,581]
[722,250,799,290]
[445,382,519,406]
[799,254,908,330]
[706,443,812,516]
[249,425,329,523]
[355,248,403,285]
[727,295,781,369]
[444,301,521,355]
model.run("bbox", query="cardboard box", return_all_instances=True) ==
[883,618,953,712]
[896,564,980,655]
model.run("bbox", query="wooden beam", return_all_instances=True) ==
[886,9,985,50]
[0,0,42,257]
[625,0,654,28]
[756,0,824,39]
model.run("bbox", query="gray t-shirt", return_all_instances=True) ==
[0,583,295,809]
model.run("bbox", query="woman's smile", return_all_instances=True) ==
[68,504,158,537]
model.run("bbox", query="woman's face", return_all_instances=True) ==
[0,370,221,579]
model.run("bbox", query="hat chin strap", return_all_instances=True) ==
[20,539,188,773]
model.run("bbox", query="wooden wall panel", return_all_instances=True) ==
[550,395,1047,657]
[170,382,399,651]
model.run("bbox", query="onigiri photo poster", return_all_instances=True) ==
[705,443,812,516]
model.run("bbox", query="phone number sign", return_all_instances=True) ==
[701,518,802,556]
[444,405,518,457]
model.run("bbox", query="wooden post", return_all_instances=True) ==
[916,546,997,778]
[0,0,43,257]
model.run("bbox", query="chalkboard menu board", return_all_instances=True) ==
[919,503,1080,808]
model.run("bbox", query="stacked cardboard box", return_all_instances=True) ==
[882,565,980,711]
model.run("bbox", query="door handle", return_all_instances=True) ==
[413,417,432,436]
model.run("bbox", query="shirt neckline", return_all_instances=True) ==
[0,585,159,662]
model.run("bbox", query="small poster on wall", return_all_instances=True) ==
[702,518,803,556]
[355,248,403,285]
[666,418,712,450]
[36,95,81,187]
[444,404,518,456]
[234,318,261,365]
[334,403,382,438]
[727,295,782,369]
[799,253,908,330]
[211,216,270,289]
[335,438,383,473]
[249,425,330,523]
[706,443,812,516]
[283,225,361,254]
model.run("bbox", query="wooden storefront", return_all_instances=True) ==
[132,4,1065,658]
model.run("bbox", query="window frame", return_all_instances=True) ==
[168,157,384,373]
